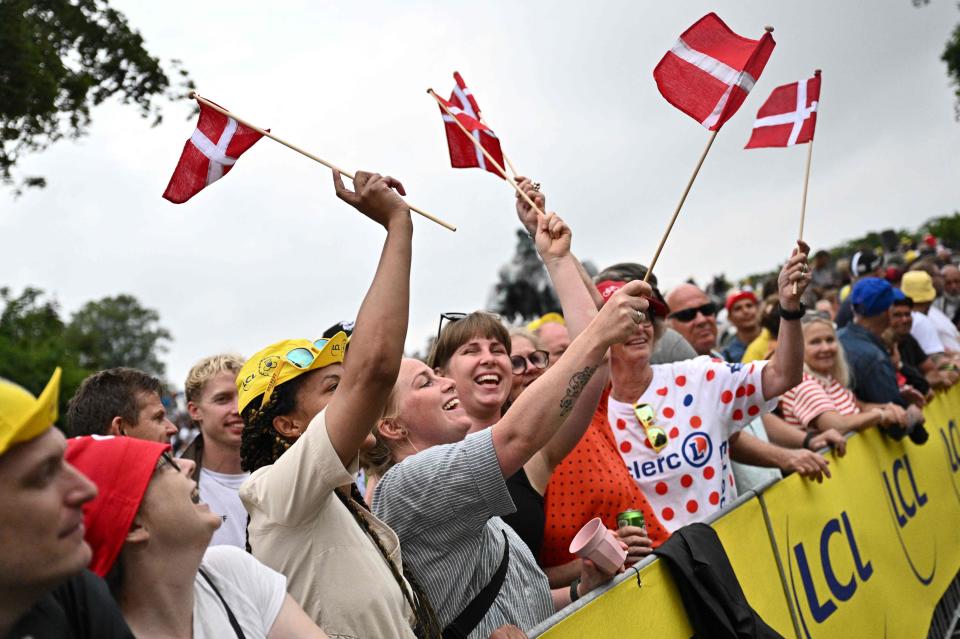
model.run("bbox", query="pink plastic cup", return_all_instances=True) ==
[568,517,627,574]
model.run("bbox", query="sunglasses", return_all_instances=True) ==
[668,302,717,323]
[156,451,180,472]
[634,402,668,453]
[261,338,332,407]
[435,311,504,341]
[511,350,549,374]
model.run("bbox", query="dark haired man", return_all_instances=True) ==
[66,367,177,443]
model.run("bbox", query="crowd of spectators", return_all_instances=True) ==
[1,170,950,639]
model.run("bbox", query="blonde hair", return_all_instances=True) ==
[360,385,403,482]
[508,328,542,352]
[185,353,244,403]
[801,317,850,388]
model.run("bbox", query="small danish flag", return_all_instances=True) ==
[163,100,265,203]
[437,72,505,179]
[745,71,821,148]
[653,13,776,131]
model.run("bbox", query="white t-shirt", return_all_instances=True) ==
[912,311,945,355]
[927,306,960,352]
[609,356,777,532]
[194,545,287,639]
[200,468,250,548]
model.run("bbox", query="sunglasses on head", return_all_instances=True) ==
[436,311,504,341]
[511,350,549,374]
[634,402,668,453]
[668,302,718,323]
[261,338,333,407]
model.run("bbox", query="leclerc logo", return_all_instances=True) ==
[681,432,713,468]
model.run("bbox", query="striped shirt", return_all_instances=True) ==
[373,429,554,639]
[780,372,860,428]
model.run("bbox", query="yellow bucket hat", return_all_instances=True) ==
[237,333,348,415]
[901,271,936,304]
[0,368,61,456]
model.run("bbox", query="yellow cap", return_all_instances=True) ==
[236,333,348,414]
[901,271,936,304]
[526,312,566,332]
[0,368,61,456]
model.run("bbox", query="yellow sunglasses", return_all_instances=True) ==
[634,402,668,453]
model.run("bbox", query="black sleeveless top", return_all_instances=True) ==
[502,467,546,560]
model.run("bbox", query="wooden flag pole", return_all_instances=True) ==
[188,92,456,232]
[793,68,820,294]
[644,129,720,282]
[427,89,546,219]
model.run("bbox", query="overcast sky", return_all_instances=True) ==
[3,0,960,388]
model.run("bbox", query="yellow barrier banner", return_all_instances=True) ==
[534,386,960,639]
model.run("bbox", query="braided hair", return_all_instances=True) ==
[338,485,442,639]
[239,373,442,639]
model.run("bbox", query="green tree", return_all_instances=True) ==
[0,287,89,422]
[0,0,193,193]
[65,294,172,377]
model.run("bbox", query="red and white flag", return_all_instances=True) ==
[654,13,776,131]
[745,71,821,148]
[163,100,265,204]
[437,73,505,179]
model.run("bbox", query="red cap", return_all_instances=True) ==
[595,280,670,319]
[65,436,169,576]
[724,290,758,312]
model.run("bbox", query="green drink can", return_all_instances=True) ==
[617,509,645,530]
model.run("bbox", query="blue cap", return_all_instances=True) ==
[850,277,895,317]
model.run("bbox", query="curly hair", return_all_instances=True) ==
[241,374,442,638]
[239,373,309,473]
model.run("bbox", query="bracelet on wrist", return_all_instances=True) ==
[802,431,816,450]
[569,576,582,602]
[779,302,806,321]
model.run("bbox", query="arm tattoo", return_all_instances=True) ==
[559,365,598,417]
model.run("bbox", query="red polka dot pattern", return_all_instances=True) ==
[706,370,716,381]
[735,385,746,398]
[721,390,733,403]
[704,466,715,479]
[616,418,627,430]
[662,406,675,418]
[656,386,668,396]
[732,409,743,420]
[662,507,675,521]
[655,481,668,495]
[675,375,687,386]
[709,491,720,505]
[686,500,699,513]
[643,438,653,449]
[669,427,680,439]
[746,384,756,396]
[620,441,632,453]
[747,405,760,417]
[680,474,693,488]
[690,416,702,428]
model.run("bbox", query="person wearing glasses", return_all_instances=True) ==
[506,328,549,407]
[236,170,443,639]
[600,243,836,535]
[65,435,328,639]
[664,284,723,357]
[368,260,655,637]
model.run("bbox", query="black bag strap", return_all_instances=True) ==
[199,568,246,639]
[442,530,510,639]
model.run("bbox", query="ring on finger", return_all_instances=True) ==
[634,308,646,324]
[532,182,541,191]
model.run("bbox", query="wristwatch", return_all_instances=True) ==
[569,576,581,602]
[779,302,806,321]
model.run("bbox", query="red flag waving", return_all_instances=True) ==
[437,75,505,179]
[745,71,821,149]
[654,13,776,131]
[163,100,264,203]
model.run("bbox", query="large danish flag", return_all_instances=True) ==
[163,100,264,204]
[654,13,776,131]
[745,71,821,148]
[437,72,505,179]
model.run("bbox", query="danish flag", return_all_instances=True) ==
[654,13,776,131]
[437,72,505,179]
[745,71,821,148]
[163,100,265,204]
